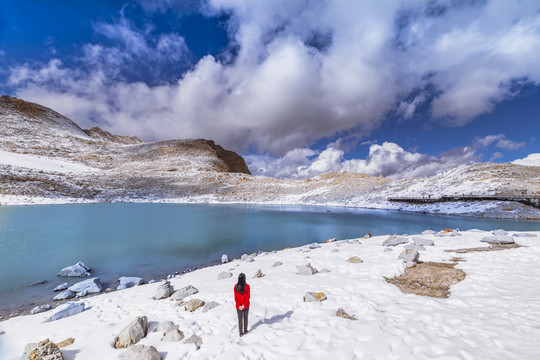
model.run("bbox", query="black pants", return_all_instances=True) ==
[237,308,249,334]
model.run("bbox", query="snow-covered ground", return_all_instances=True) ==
[0,151,98,174]
[2,230,539,359]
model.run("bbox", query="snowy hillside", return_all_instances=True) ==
[1,95,539,219]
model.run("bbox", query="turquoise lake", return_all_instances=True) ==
[0,203,538,315]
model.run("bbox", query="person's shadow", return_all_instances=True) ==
[250,310,293,331]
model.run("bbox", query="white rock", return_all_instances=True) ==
[53,283,69,292]
[153,281,173,300]
[221,254,229,263]
[271,261,283,268]
[29,304,52,315]
[171,285,199,300]
[117,277,143,290]
[53,290,75,301]
[123,344,161,360]
[114,315,148,348]
[67,277,102,294]
[421,230,436,235]
[480,235,515,244]
[202,301,220,313]
[308,243,321,249]
[382,236,409,246]
[492,229,508,236]
[155,321,178,334]
[57,261,91,277]
[217,271,233,280]
[296,263,318,275]
[404,244,425,251]
[241,254,255,262]
[398,250,420,267]
[184,334,203,350]
[46,302,85,322]
[303,291,327,302]
[412,237,434,246]
[162,329,185,342]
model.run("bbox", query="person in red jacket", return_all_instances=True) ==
[234,273,250,336]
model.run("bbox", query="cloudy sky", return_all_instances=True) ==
[1,0,539,178]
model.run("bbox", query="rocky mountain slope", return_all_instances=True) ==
[1,95,539,219]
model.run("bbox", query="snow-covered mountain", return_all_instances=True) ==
[1,95,539,219]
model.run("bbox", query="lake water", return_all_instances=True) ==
[0,203,538,315]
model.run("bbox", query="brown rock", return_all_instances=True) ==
[336,308,357,320]
[347,256,363,263]
[55,337,74,348]
[185,299,205,312]
[22,339,63,360]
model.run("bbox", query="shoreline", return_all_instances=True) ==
[2,229,539,359]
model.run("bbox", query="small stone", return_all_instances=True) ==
[336,308,357,320]
[303,291,327,302]
[308,243,321,249]
[253,269,264,278]
[155,321,178,334]
[363,233,372,239]
[382,235,408,246]
[240,254,254,262]
[202,301,220,313]
[114,315,148,349]
[217,271,233,280]
[324,238,337,243]
[22,339,63,360]
[56,337,75,348]
[53,290,76,301]
[348,239,361,244]
[30,280,47,286]
[347,256,363,263]
[117,277,143,290]
[153,281,173,300]
[492,229,508,236]
[185,299,205,312]
[53,283,69,292]
[296,263,318,275]
[412,237,434,246]
[57,262,91,277]
[319,268,331,273]
[123,344,161,360]
[221,254,229,263]
[30,304,52,315]
[170,285,199,301]
[481,235,515,244]
[271,261,283,268]
[421,230,436,235]
[184,334,203,350]
[162,329,185,342]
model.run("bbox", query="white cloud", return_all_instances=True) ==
[512,153,540,166]
[474,134,525,150]
[7,0,540,155]
[250,141,479,180]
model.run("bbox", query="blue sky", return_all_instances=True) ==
[1,0,539,178]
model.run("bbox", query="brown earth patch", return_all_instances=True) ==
[446,243,521,254]
[386,261,466,298]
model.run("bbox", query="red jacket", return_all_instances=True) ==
[234,284,250,309]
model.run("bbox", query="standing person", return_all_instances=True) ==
[234,273,250,337]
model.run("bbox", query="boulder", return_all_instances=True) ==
[56,337,75,348]
[117,277,143,290]
[347,256,363,263]
[46,302,85,322]
[382,235,409,246]
[308,243,321,249]
[271,261,283,268]
[185,299,205,312]
[123,345,161,360]
[184,334,203,350]
[57,262,91,277]
[412,237,434,246]
[217,271,233,280]
[421,230,436,235]
[202,301,220,313]
[480,235,515,244]
[492,229,508,236]
[67,278,102,294]
[21,339,63,360]
[512,232,537,237]
[170,285,199,300]
[162,329,185,342]
[29,304,52,315]
[153,281,173,300]
[240,254,254,262]
[404,244,425,251]
[53,290,75,301]
[296,263,318,275]
[398,250,420,267]
[53,283,69,292]
[253,269,264,278]
[221,254,229,263]
[336,308,357,320]
[303,292,327,302]
[155,321,178,334]
[114,315,148,349]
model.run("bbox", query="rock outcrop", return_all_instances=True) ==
[114,315,148,349]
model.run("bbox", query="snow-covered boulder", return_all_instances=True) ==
[492,229,508,236]
[53,283,69,292]
[153,281,173,300]
[241,254,255,262]
[53,290,75,301]
[217,271,233,280]
[67,277,102,295]
[296,263,318,275]
[221,254,229,263]
[171,285,199,301]
[382,236,409,246]
[117,277,143,290]
[303,291,327,302]
[154,321,178,335]
[46,302,85,322]
[162,329,184,342]
[114,315,148,349]
[405,244,426,251]
[308,243,321,249]
[184,334,203,350]
[480,235,515,244]
[123,344,161,360]
[202,301,220,313]
[57,262,91,277]
[29,304,51,315]
[412,237,434,246]
[398,249,420,267]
